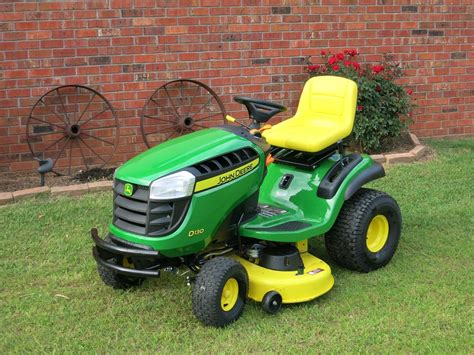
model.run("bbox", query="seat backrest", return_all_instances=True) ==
[294,76,358,136]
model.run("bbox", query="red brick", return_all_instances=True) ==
[15,22,38,31]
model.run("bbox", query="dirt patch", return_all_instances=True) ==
[377,131,416,154]
[350,131,415,155]
[0,167,116,192]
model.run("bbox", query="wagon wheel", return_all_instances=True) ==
[26,85,119,176]
[140,79,226,148]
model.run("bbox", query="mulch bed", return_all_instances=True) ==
[349,131,415,155]
[0,131,417,193]
[0,167,115,193]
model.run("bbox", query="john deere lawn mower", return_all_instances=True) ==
[91,76,401,327]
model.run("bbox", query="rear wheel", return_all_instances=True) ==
[325,188,402,272]
[192,257,248,327]
[96,237,145,290]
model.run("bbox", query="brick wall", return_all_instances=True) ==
[1,0,472,173]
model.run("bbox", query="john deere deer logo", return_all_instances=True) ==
[123,183,134,197]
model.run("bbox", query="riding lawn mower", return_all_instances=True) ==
[91,75,402,327]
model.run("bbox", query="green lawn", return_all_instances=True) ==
[1,138,473,353]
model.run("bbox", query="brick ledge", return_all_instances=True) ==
[369,132,428,165]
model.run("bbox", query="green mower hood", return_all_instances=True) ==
[115,128,260,186]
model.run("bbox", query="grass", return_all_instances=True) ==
[1,138,473,353]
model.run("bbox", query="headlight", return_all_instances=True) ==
[150,171,195,200]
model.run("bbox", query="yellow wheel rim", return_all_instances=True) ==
[366,215,389,252]
[122,257,134,268]
[221,278,239,311]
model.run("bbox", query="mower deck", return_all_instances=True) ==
[236,253,334,304]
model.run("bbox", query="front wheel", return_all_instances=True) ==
[96,237,145,290]
[192,257,248,327]
[325,188,402,272]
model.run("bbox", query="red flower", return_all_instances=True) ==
[372,65,384,74]
[357,105,363,112]
[308,65,320,72]
[406,88,413,95]
[348,49,358,57]
[336,52,345,60]
[332,64,340,71]
[352,62,361,70]
[376,85,382,92]
[321,50,327,56]
[328,56,338,65]
[343,60,351,66]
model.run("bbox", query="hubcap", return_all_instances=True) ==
[366,214,389,252]
[183,116,194,128]
[221,278,239,311]
[66,124,81,138]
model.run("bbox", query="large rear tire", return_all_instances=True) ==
[325,188,402,272]
[192,257,248,327]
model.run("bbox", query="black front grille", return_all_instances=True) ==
[189,147,259,179]
[113,179,190,237]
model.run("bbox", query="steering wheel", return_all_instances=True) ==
[233,96,287,124]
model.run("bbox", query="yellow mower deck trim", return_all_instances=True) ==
[236,253,334,304]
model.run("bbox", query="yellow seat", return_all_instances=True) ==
[262,76,358,153]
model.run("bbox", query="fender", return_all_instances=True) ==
[317,154,363,199]
[344,162,385,200]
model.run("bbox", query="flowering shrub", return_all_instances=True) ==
[306,50,414,152]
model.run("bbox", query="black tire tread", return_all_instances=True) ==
[325,188,401,272]
[192,257,248,327]
[96,237,145,290]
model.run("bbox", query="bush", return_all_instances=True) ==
[306,50,414,152]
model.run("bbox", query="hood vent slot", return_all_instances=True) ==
[190,147,258,179]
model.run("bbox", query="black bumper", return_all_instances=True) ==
[91,228,161,278]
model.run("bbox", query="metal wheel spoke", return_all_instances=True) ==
[30,130,62,138]
[81,125,118,131]
[150,98,178,118]
[191,96,214,119]
[81,132,115,146]
[79,136,107,163]
[145,125,178,136]
[184,85,201,118]
[164,129,179,141]
[143,114,174,123]
[77,139,90,170]
[79,107,109,128]
[55,88,71,124]
[75,92,96,125]
[191,123,209,129]
[40,99,69,126]
[42,136,66,153]
[164,86,181,119]
[30,116,65,130]
[195,112,222,122]
[51,137,70,170]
